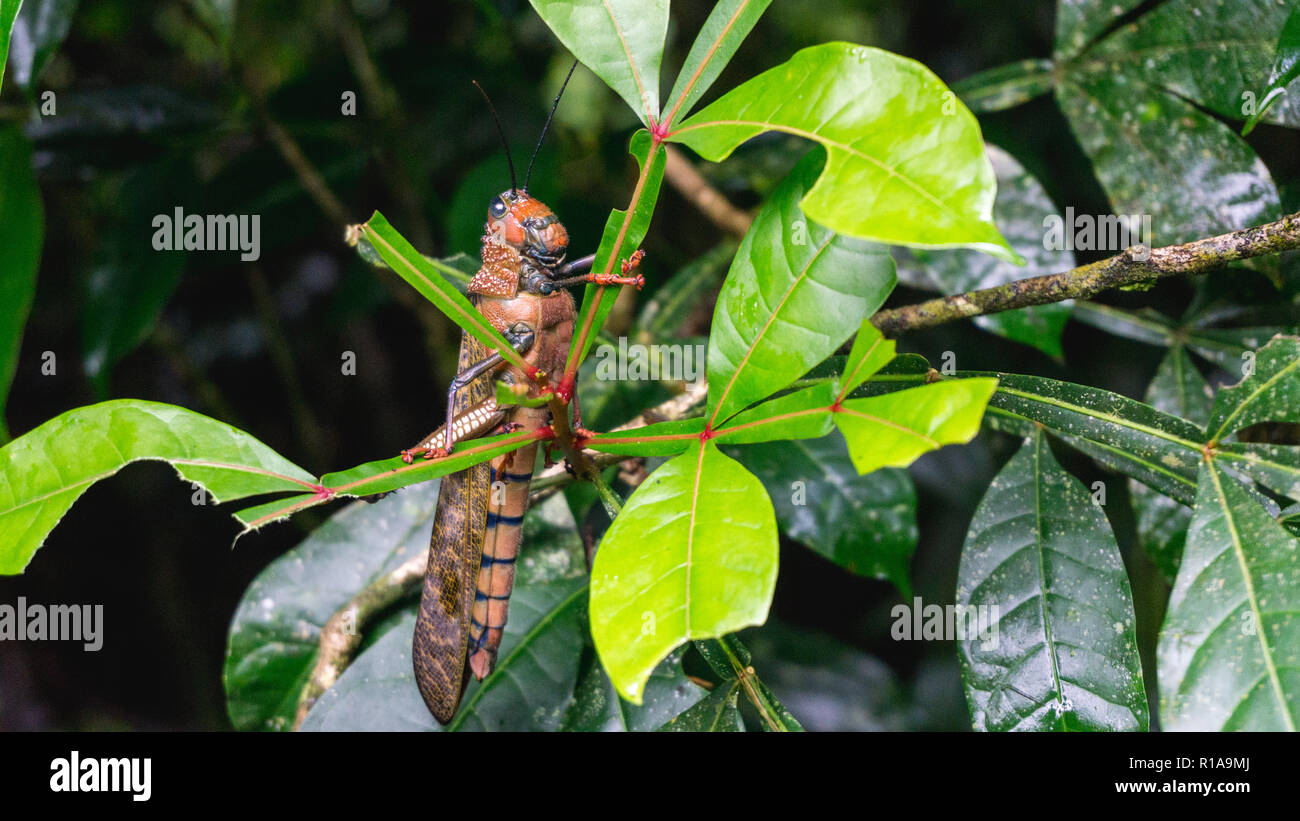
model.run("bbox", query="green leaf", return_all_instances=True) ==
[835,378,998,476]
[1131,346,1214,580]
[1082,0,1300,129]
[360,211,528,374]
[0,0,20,92]
[670,42,1017,259]
[656,681,743,731]
[706,149,896,425]
[1243,2,1300,135]
[590,440,778,703]
[958,431,1149,731]
[82,158,196,396]
[0,126,41,442]
[1057,72,1280,246]
[528,0,667,125]
[976,372,1207,505]
[953,59,1055,113]
[1208,335,1300,441]
[1157,460,1300,731]
[1053,0,1145,60]
[661,0,773,127]
[583,418,705,457]
[560,648,705,731]
[571,129,666,365]
[711,382,835,445]
[1071,302,1291,371]
[6,0,76,92]
[839,320,895,396]
[224,483,444,731]
[0,399,316,574]
[729,430,918,596]
[898,145,1074,358]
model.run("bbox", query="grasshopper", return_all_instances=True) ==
[408,69,644,723]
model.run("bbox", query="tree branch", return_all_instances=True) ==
[872,212,1300,337]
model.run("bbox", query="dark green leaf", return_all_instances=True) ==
[0,126,41,442]
[224,483,443,731]
[729,430,918,596]
[1208,335,1300,441]
[656,681,742,731]
[1243,2,1300,135]
[1057,72,1280,245]
[1130,346,1213,579]
[953,59,1055,113]
[1157,460,1300,730]
[559,648,705,731]
[82,157,196,396]
[1082,0,1300,128]
[1053,0,1145,60]
[958,431,1149,731]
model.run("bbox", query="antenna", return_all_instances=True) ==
[473,80,517,194]
[524,60,578,191]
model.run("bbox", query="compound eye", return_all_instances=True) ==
[488,196,508,220]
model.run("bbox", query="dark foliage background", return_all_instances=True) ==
[2,0,1296,730]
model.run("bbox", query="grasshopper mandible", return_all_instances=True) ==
[407,67,645,724]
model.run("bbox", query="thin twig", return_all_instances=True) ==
[872,212,1300,337]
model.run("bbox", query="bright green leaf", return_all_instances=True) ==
[839,320,895,397]
[360,211,528,374]
[528,0,667,125]
[670,42,1017,259]
[711,382,835,444]
[0,399,316,574]
[590,440,778,703]
[958,431,1149,731]
[661,0,773,127]
[0,0,20,92]
[835,378,998,475]
[571,129,666,365]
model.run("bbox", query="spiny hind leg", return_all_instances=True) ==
[401,397,506,463]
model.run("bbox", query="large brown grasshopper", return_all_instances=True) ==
[406,72,644,724]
